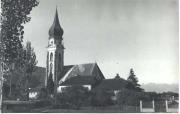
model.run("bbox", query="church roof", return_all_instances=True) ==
[67,63,96,77]
[57,65,74,81]
[59,63,105,84]
[49,8,63,38]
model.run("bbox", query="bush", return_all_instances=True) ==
[36,88,48,100]
[117,89,140,106]
[56,85,90,109]
[33,100,52,108]
[90,90,114,107]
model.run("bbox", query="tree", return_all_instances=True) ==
[1,0,39,97]
[22,41,37,100]
[28,75,41,88]
[47,72,54,95]
[2,42,38,100]
[126,68,144,92]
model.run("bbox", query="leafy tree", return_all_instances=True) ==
[2,83,9,100]
[47,72,54,95]
[1,48,25,98]
[2,42,37,100]
[126,68,144,92]
[1,0,39,97]
[22,41,37,100]
[28,75,41,88]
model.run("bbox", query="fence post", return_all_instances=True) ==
[140,100,142,112]
[152,100,155,112]
[165,100,168,112]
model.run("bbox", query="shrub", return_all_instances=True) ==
[56,85,90,109]
[117,89,140,106]
[36,88,48,100]
[33,100,52,108]
[90,90,113,107]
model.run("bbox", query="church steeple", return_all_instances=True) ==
[49,8,63,39]
[46,8,64,87]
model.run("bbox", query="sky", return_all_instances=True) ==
[23,0,178,84]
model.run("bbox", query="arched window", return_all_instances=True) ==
[50,63,53,73]
[51,41,53,45]
[50,53,53,61]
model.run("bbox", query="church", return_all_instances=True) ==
[45,9,105,93]
[29,9,127,99]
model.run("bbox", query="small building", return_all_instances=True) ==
[93,75,128,100]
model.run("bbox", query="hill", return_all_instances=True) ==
[141,83,179,93]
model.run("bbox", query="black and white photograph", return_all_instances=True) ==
[0,0,179,113]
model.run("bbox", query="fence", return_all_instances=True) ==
[166,100,179,113]
[140,100,154,112]
[140,100,178,113]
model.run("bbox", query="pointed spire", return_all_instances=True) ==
[54,6,59,25]
[49,7,63,38]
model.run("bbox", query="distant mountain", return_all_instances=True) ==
[141,83,179,93]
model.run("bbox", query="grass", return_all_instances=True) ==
[30,105,140,113]
[31,108,134,113]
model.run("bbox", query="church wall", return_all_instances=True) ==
[57,85,91,93]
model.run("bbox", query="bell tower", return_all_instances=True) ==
[45,8,64,86]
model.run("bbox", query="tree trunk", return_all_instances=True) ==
[9,71,12,97]
[26,74,30,101]
[8,63,14,98]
